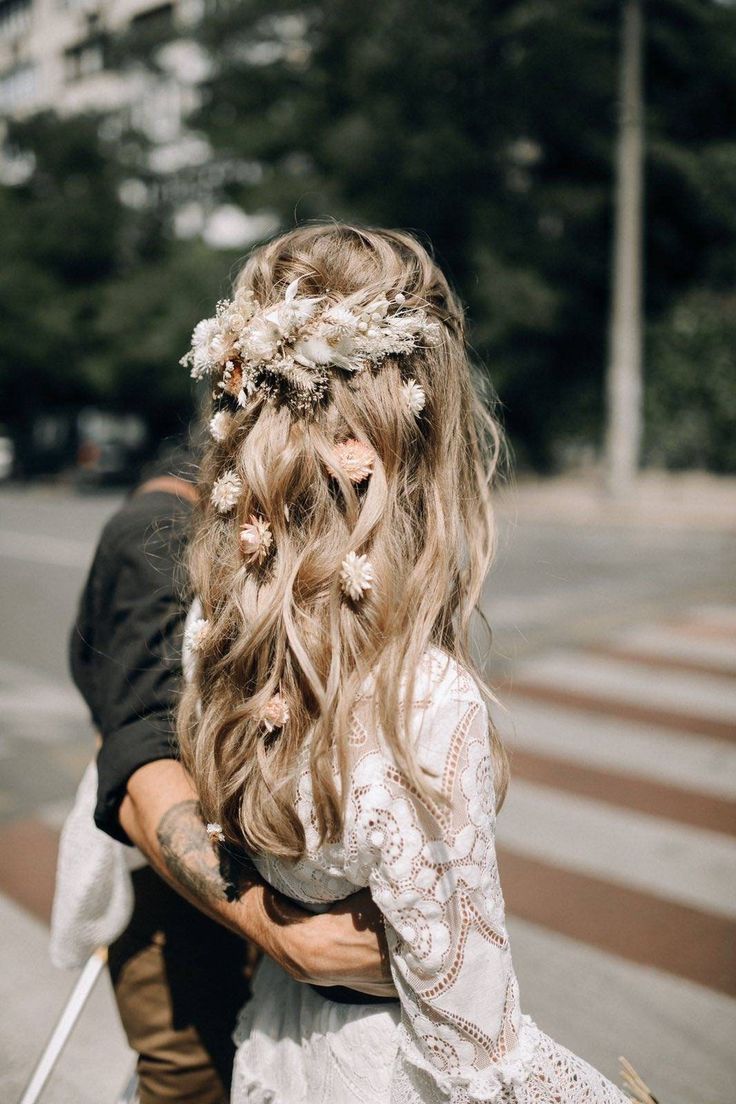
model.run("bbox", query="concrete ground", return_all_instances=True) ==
[1,476,735,1103]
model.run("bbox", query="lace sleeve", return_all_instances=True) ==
[345,666,537,1102]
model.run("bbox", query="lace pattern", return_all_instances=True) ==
[237,649,628,1103]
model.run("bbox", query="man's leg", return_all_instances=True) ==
[108,866,256,1104]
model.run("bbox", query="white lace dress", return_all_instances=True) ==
[231,650,628,1104]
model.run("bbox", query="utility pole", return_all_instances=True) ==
[605,0,645,498]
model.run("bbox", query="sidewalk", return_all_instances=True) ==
[498,471,736,531]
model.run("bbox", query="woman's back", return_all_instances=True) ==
[178,224,629,1101]
[232,648,627,1103]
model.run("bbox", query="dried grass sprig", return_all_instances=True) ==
[619,1057,659,1104]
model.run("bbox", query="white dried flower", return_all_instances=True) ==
[210,469,243,513]
[340,551,374,601]
[262,693,290,733]
[185,617,210,653]
[206,822,225,843]
[403,378,426,416]
[325,439,376,484]
[239,515,273,564]
[209,410,232,443]
[184,282,441,414]
[323,304,358,340]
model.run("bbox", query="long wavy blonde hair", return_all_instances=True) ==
[178,224,508,859]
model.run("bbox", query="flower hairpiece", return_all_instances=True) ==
[211,469,243,513]
[185,617,210,653]
[340,551,374,601]
[402,379,426,417]
[206,822,225,844]
[209,410,233,443]
[326,439,377,484]
[240,515,273,564]
[182,279,441,415]
[262,693,289,732]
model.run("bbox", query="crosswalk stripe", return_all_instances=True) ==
[500,848,736,998]
[496,779,736,920]
[0,818,58,925]
[603,623,736,675]
[687,605,736,632]
[506,681,736,741]
[493,700,736,799]
[509,650,736,723]
[507,914,736,1104]
[507,747,736,836]
[584,642,736,680]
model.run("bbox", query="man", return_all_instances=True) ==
[70,458,391,1104]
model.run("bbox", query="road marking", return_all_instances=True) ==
[687,605,736,632]
[0,818,59,925]
[507,914,736,1104]
[585,642,736,680]
[494,700,736,799]
[497,779,736,920]
[500,848,736,997]
[0,529,93,569]
[510,650,736,724]
[608,623,736,674]
[507,748,736,836]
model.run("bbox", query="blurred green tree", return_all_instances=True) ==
[188,0,736,468]
[2,0,735,470]
[0,113,239,449]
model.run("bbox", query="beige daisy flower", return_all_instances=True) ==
[339,551,374,601]
[239,515,273,563]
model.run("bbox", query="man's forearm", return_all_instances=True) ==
[118,759,394,995]
[119,760,310,971]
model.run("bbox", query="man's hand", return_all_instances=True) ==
[119,759,395,998]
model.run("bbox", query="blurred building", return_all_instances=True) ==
[0,0,207,155]
[0,0,277,242]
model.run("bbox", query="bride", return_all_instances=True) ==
[177,224,629,1103]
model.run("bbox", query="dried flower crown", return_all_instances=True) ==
[182,279,440,414]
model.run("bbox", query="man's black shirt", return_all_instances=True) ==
[70,489,193,844]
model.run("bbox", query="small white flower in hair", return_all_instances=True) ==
[209,410,232,443]
[340,551,374,601]
[206,822,225,843]
[326,439,376,484]
[239,515,273,564]
[402,378,426,417]
[262,693,290,733]
[211,469,243,513]
[185,617,210,653]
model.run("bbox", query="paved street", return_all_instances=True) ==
[1,481,735,1103]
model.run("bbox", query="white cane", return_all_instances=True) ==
[17,949,107,1104]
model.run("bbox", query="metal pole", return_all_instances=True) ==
[17,951,106,1104]
[605,0,645,498]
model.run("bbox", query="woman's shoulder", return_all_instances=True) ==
[413,646,486,715]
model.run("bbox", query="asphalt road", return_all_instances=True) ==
[1,483,735,1103]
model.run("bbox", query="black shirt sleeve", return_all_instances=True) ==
[70,491,193,844]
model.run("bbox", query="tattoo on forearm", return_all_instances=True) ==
[156,799,254,904]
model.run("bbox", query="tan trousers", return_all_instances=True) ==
[108,867,255,1104]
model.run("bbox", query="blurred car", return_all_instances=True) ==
[0,425,15,480]
[13,408,149,486]
[74,409,149,488]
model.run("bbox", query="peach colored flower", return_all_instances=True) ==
[239,515,273,563]
[325,439,376,485]
[262,693,289,732]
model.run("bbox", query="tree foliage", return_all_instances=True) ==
[2,0,735,469]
